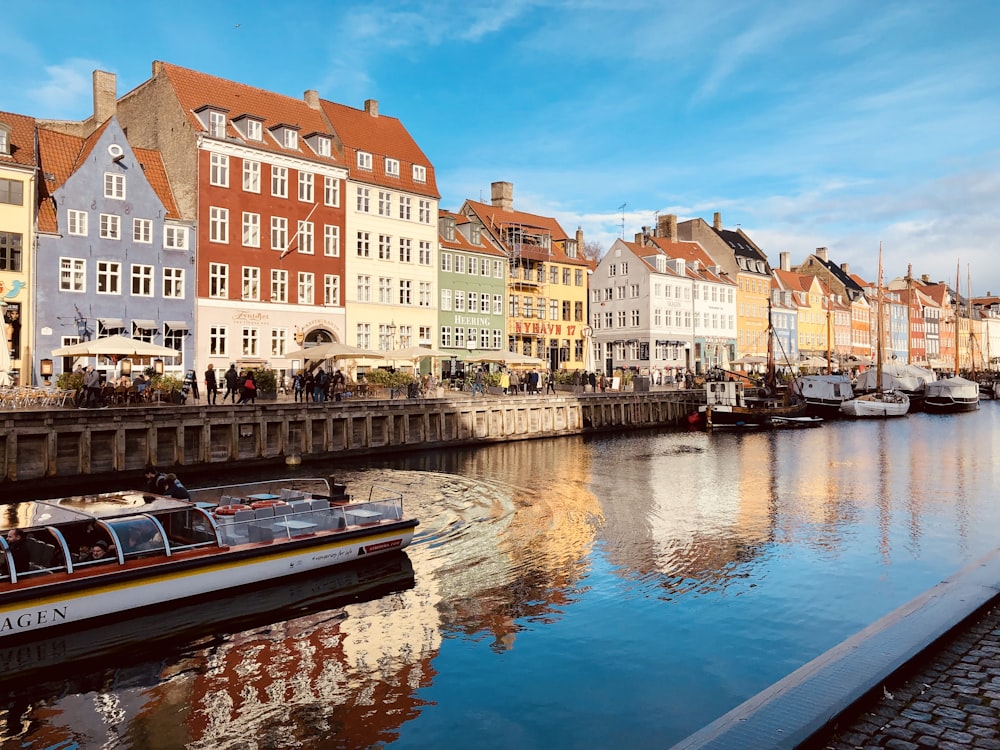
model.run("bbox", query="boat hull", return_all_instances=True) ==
[700,401,810,429]
[0,521,417,640]
[839,391,910,418]
[924,398,980,414]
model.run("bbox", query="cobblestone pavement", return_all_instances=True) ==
[814,603,1000,749]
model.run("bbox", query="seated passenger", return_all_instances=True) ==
[156,473,191,500]
[4,529,30,574]
[87,540,114,564]
[127,526,163,553]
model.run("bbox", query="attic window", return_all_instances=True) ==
[316,137,331,157]
[357,151,373,170]
[0,125,8,155]
[385,157,399,177]
[208,111,226,138]
[284,130,298,149]
[412,165,426,182]
[246,120,262,141]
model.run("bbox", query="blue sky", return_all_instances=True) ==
[5,1,1000,296]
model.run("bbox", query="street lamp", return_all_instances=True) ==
[120,358,132,377]
[386,320,397,350]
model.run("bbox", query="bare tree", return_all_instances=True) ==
[582,240,604,262]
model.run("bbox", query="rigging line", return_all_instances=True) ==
[279,201,321,260]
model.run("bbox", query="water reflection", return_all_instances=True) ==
[2,407,998,748]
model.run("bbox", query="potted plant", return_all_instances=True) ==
[252,368,278,400]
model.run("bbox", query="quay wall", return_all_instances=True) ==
[0,391,703,489]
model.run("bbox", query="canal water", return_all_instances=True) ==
[2,404,999,749]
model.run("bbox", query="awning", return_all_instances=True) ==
[98,318,124,328]
[164,321,189,331]
[132,319,157,331]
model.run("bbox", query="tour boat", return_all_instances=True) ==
[0,477,418,639]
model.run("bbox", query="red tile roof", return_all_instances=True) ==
[438,210,505,257]
[154,62,347,169]
[0,111,38,168]
[462,199,589,267]
[319,99,438,198]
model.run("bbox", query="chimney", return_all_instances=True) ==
[634,232,645,244]
[491,181,513,211]
[840,262,850,275]
[152,60,166,76]
[364,99,379,117]
[815,247,829,262]
[713,212,722,230]
[93,70,117,123]
[576,227,584,250]
[657,214,678,242]
[921,274,930,284]
[780,252,791,271]
[304,89,320,109]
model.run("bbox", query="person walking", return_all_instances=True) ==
[204,364,218,405]
[223,364,240,403]
[82,365,102,408]
[546,370,556,394]
[238,370,257,405]
[292,371,305,402]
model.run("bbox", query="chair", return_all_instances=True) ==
[253,506,275,520]
[308,499,330,511]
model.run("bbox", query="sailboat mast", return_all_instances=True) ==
[875,244,884,394]
[954,261,961,377]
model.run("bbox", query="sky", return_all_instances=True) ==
[4,0,1000,296]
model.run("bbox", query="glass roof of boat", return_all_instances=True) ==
[0,492,193,530]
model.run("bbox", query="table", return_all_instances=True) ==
[346,509,381,525]
[273,519,319,531]
[248,493,280,501]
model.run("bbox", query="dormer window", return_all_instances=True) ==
[269,124,301,151]
[284,129,297,149]
[470,224,481,245]
[209,111,226,138]
[303,133,333,158]
[412,164,426,182]
[246,119,262,141]
[0,125,9,155]
[316,137,331,156]
[385,157,400,177]
[357,151,373,170]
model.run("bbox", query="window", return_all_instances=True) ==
[631,310,640,326]
[0,127,6,155]
[455,255,466,274]
[271,217,287,252]
[209,207,228,243]
[131,264,153,296]
[441,289,452,311]
[284,130,298,150]
[324,274,340,306]
[418,199,431,223]
[242,327,259,357]
[575,269,584,286]
[209,263,228,298]
[440,253,452,272]
[357,151,372,170]
[133,321,154,344]
[455,291,466,312]
[104,173,125,199]
[356,186,370,212]
[481,294,491,314]
[356,323,372,349]
[298,272,314,305]
[242,266,260,301]
[398,237,411,263]
[133,218,152,244]
[468,257,478,275]
[412,164,426,182]
[210,153,229,187]
[563,268,572,285]
[324,225,340,256]
[163,267,184,298]
[378,277,392,304]
[575,301,584,321]
[298,171,313,202]
[271,269,288,303]
[550,267,559,284]
[454,327,465,348]
[298,221,314,254]
[246,120,262,141]
[242,212,260,247]
[209,326,228,356]
[209,111,226,137]
[271,165,288,198]
[399,196,411,220]
[0,178,23,205]
[550,299,559,320]
[493,294,503,315]
[494,260,504,278]
[243,160,260,193]
[378,234,392,260]
[97,261,121,294]
[356,231,370,257]
[419,281,431,307]
[440,326,452,347]
[67,210,88,236]
[315,137,331,157]
[399,279,412,305]
[59,257,84,291]
[419,240,431,265]
[357,275,371,302]
[99,214,121,240]
[323,176,339,206]
[271,328,287,357]
[378,191,392,216]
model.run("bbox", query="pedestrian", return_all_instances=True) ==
[224,364,240,403]
[313,368,327,402]
[204,364,218,405]
[472,367,485,396]
[292,371,305,402]
[82,365,102,408]
[589,371,597,393]
[239,370,257,404]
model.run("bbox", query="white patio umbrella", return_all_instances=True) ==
[286,341,385,361]
[464,350,545,367]
[51,334,180,358]
[0,327,10,386]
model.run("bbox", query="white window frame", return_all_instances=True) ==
[163,267,185,299]
[323,176,339,207]
[208,111,226,138]
[242,212,260,248]
[385,157,400,177]
[133,218,153,244]
[96,261,121,295]
[67,209,88,237]
[356,186,370,213]
[210,153,229,187]
[104,172,125,200]
[164,225,189,250]
[209,207,228,243]
[298,171,314,202]
[357,151,373,170]
[271,165,288,198]
[324,225,340,257]
[324,274,340,306]
[131,264,154,297]
[59,257,85,292]
[412,164,427,183]
[209,262,228,299]
[271,216,288,252]
[298,221,314,255]
[210,326,227,356]
[297,272,315,305]
[399,195,411,220]
[242,266,260,301]
[99,213,121,240]
[246,120,262,141]
[357,274,371,302]
[271,269,288,303]
[243,159,261,193]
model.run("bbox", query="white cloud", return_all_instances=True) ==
[30,58,107,117]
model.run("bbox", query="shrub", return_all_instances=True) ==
[56,371,84,391]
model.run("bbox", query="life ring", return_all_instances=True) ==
[215,504,251,515]
[250,500,287,510]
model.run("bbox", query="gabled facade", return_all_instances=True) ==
[320,98,439,356]
[461,182,589,372]
[437,211,506,371]
[34,117,194,378]
[769,282,800,366]
[116,62,350,378]
[774,254,829,361]
[0,111,38,384]
[674,212,771,359]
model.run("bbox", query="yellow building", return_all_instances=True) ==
[774,266,829,359]
[0,112,38,384]
[461,182,590,371]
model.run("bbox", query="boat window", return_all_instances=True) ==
[106,517,166,558]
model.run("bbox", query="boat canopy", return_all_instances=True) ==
[0,493,193,531]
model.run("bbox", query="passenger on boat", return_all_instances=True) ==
[87,540,114,564]
[157,472,191,500]
[4,529,30,573]
[127,526,163,553]
[144,464,165,494]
